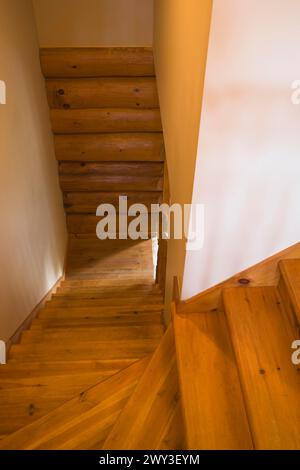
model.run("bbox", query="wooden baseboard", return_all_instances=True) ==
[5,274,64,353]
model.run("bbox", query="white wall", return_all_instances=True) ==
[182,0,300,298]
[32,0,153,47]
[0,0,67,341]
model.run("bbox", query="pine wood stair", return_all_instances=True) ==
[173,248,300,450]
[102,326,183,450]
[1,248,300,449]
[0,276,165,439]
[0,358,150,450]
[173,310,253,450]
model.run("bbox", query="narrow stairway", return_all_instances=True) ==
[1,47,300,450]
[0,47,176,449]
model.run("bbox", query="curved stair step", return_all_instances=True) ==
[0,358,148,450]
[103,326,184,450]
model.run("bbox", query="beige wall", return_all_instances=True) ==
[32,0,153,47]
[0,0,67,342]
[182,0,300,298]
[153,0,212,309]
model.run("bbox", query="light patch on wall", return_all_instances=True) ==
[0,341,6,364]
[0,80,6,104]
[291,80,300,105]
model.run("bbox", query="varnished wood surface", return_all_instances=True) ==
[0,358,149,450]
[47,78,159,109]
[42,48,164,238]
[103,326,183,450]
[63,191,163,214]
[50,108,162,134]
[0,238,164,441]
[60,174,163,192]
[54,133,164,162]
[279,259,300,329]
[224,286,300,450]
[173,309,252,450]
[40,48,155,78]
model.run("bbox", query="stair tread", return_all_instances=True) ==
[0,359,134,378]
[9,338,160,362]
[22,325,164,344]
[46,300,164,309]
[173,309,253,450]
[52,291,163,300]
[103,326,183,450]
[0,358,149,450]
[40,305,163,315]
[57,285,161,294]
[223,286,300,450]
[31,314,163,329]
[61,279,158,287]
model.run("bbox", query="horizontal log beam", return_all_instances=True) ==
[63,191,163,214]
[46,78,159,109]
[40,48,155,78]
[59,174,163,192]
[50,108,162,134]
[54,133,164,162]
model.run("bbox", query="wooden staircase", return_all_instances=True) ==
[0,269,164,439]
[1,48,300,450]
[1,245,300,449]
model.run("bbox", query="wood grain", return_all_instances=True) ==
[60,174,163,192]
[103,326,183,450]
[54,133,165,162]
[50,108,162,134]
[224,286,300,450]
[59,162,163,177]
[173,309,252,450]
[47,78,159,109]
[40,48,155,78]
[278,259,300,330]
[63,191,163,214]
[0,358,149,450]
